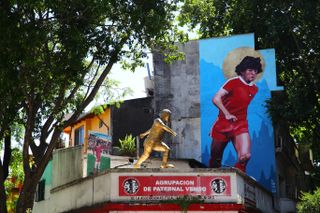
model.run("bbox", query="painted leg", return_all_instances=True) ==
[97,162,101,172]
[209,139,228,168]
[233,133,251,173]
[94,161,98,174]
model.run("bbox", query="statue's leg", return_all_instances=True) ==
[154,142,174,168]
[133,142,153,168]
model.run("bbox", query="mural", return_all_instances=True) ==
[200,34,283,193]
[87,131,112,174]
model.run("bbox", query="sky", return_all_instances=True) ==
[109,61,151,100]
[87,54,154,110]
[104,25,199,103]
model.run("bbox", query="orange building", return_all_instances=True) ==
[63,107,111,153]
[63,97,154,153]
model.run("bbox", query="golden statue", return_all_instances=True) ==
[134,109,177,168]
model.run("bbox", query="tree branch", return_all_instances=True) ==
[63,36,128,128]
[83,63,101,101]
[22,96,38,179]
[40,83,67,142]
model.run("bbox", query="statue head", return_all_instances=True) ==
[160,109,171,122]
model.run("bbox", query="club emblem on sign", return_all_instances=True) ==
[123,178,140,195]
[211,178,226,194]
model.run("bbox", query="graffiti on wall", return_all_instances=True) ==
[87,131,112,174]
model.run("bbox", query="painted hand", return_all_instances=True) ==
[225,114,237,122]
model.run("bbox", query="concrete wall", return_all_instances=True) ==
[33,173,112,213]
[33,167,277,213]
[153,41,201,161]
[52,146,83,188]
[236,175,275,213]
[111,97,154,148]
[279,197,297,213]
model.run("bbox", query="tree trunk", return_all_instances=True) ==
[0,128,11,213]
[15,179,37,213]
[0,163,8,213]
[3,130,12,179]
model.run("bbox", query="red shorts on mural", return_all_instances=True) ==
[210,118,248,142]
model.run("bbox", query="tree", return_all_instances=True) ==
[179,0,320,181]
[0,0,183,212]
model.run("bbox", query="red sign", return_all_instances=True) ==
[119,175,231,197]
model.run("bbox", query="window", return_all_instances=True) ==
[75,126,84,145]
[99,120,103,128]
[35,179,45,202]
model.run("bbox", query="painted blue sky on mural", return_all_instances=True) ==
[199,34,283,193]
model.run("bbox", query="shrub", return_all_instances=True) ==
[115,134,136,156]
[297,187,320,213]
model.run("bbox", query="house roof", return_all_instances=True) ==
[63,97,153,132]
[63,111,96,133]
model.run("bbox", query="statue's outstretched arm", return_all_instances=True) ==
[140,129,151,138]
[157,119,177,137]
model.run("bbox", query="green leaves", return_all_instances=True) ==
[117,134,136,157]
[297,187,320,213]
[9,149,24,181]
[1,0,182,137]
[90,104,108,115]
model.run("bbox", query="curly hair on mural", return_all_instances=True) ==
[235,56,262,75]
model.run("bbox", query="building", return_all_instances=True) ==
[272,92,314,212]
[33,147,276,213]
[33,35,314,213]
[63,97,154,151]
[151,35,314,212]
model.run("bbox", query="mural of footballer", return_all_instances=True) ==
[209,55,263,173]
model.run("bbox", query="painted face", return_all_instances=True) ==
[241,68,258,83]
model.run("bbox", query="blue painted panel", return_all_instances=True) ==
[199,34,280,193]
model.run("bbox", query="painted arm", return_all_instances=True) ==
[212,88,237,121]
